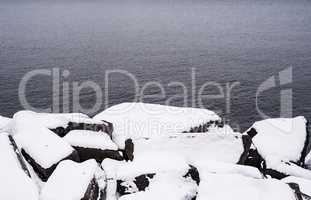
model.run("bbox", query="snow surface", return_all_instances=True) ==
[64,130,118,150]
[0,133,39,200]
[197,173,296,200]
[247,116,307,168]
[40,159,98,200]
[14,126,74,169]
[0,115,12,133]
[133,131,244,166]
[282,176,311,197]
[94,102,221,148]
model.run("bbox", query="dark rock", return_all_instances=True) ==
[237,135,252,165]
[287,183,304,200]
[50,120,114,138]
[73,146,124,162]
[246,128,258,138]
[117,173,155,196]
[82,178,100,200]
[123,139,134,161]
[8,135,31,177]
[184,165,200,185]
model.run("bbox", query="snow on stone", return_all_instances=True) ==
[118,172,197,200]
[246,116,307,168]
[282,176,311,197]
[272,161,311,180]
[14,126,75,169]
[197,173,296,200]
[0,134,39,200]
[133,131,244,166]
[13,111,105,131]
[64,130,118,150]
[40,159,98,200]
[94,102,222,148]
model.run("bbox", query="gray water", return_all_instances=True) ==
[1,0,311,131]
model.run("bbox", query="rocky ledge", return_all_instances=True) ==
[0,102,310,200]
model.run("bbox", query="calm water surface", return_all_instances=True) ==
[0,0,311,132]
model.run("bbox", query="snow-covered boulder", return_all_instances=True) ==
[197,173,298,200]
[0,134,39,200]
[94,103,223,149]
[40,159,100,200]
[102,158,197,199]
[118,171,197,200]
[245,116,308,179]
[14,126,79,181]
[64,130,123,162]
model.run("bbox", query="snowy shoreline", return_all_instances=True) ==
[0,102,311,200]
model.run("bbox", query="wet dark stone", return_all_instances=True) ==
[246,128,258,138]
[123,139,134,161]
[184,165,200,185]
[50,120,113,138]
[237,135,252,165]
[74,146,124,162]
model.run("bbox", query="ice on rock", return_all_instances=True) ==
[40,159,100,200]
[94,102,222,148]
[0,134,39,200]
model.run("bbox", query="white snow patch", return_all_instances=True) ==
[64,130,118,150]
[197,173,296,200]
[0,134,39,200]
[40,159,98,200]
[134,131,244,165]
[94,103,221,148]
[247,116,307,168]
